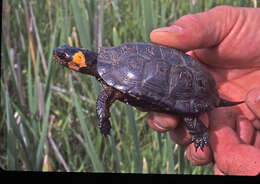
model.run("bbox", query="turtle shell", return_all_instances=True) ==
[97,42,219,114]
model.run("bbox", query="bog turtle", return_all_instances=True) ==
[53,42,244,151]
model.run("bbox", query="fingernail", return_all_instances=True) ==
[152,25,183,33]
[153,122,168,131]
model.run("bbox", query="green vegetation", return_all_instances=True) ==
[1,0,257,173]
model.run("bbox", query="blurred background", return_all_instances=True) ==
[1,0,258,173]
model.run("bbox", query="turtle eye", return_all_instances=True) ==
[57,52,66,59]
[57,52,70,59]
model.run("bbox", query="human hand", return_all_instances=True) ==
[148,6,260,175]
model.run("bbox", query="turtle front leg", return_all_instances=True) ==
[96,86,122,135]
[183,115,209,151]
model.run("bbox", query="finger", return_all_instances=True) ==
[186,144,212,165]
[211,126,260,175]
[213,164,225,175]
[147,112,179,132]
[246,87,260,120]
[169,122,191,146]
[236,115,255,145]
[150,6,260,69]
[209,109,260,175]
[150,6,237,52]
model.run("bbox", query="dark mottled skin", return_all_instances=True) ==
[53,42,244,151]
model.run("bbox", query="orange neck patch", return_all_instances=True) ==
[72,51,86,68]
[67,61,80,71]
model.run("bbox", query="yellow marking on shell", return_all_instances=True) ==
[73,51,86,68]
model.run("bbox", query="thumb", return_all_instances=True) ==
[150,6,237,52]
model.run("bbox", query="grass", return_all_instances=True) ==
[1,0,258,173]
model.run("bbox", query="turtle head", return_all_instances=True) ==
[53,45,97,76]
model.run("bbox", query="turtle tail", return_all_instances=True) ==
[218,98,244,107]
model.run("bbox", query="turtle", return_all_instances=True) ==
[53,42,244,151]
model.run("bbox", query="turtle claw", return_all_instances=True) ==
[192,131,209,152]
[98,119,111,136]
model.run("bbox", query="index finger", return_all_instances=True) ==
[147,112,179,132]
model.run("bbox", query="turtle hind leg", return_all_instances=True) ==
[183,115,209,151]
